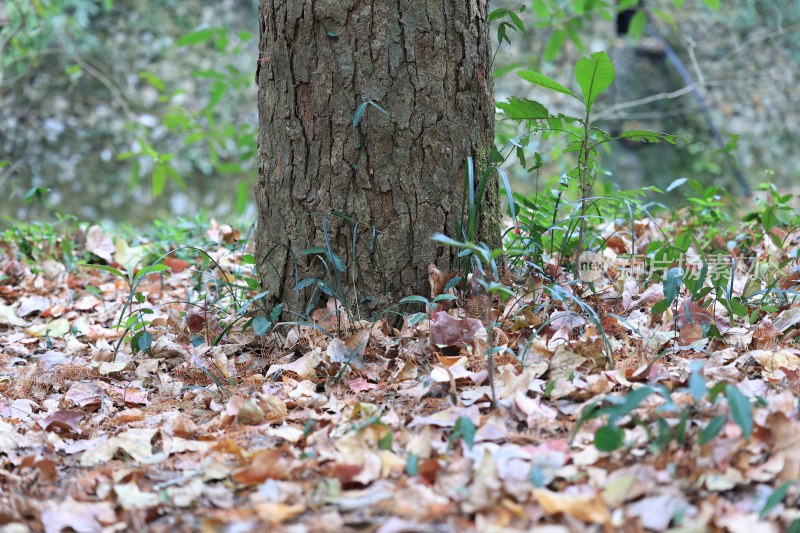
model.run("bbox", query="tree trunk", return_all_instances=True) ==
[256,0,499,319]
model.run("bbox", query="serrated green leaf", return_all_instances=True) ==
[574,51,615,111]
[517,70,574,97]
[497,97,549,121]
[618,129,679,144]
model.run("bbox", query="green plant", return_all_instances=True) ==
[1,188,83,270]
[119,26,257,215]
[744,182,798,249]
[575,361,755,453]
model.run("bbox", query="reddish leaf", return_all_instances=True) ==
[430,311,482,347]
[418,458,441,485]
[163,256,191,273]
[185,312,207,333]
[41,410,85,434]
[348,377,378,392]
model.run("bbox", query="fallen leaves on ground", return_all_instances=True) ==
[0,220,798,532]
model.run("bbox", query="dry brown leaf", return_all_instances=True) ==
[231,447,296,484]
[767,412,800,482]
[532,487,610,524]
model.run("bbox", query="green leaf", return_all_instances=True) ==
[687,361,707,403]
[573,51,615,111]
[137,331,153,352]
[252,315,271,336]
[152,164,167,197]
[352,101,369,129]
[85,264,125,279]
[666,177,688,192]
[378,430,393,451]
[451,416,476,450]
[399,295,430,306]
[497,97,549,121]
[176,28,219,46]
[134,263,171,280]
[138,71,165,92]
[595,424,624,451]
[708,382,727,403]
[598,386,654,420]
[216,162,243,174]
[507,11,526,34]
[300,247,327,255]
[762,206,777,232]
[698,415,726,445]
[701,0,720,9]
[408,312,427,326]
[663,267,684,306]
[517,70,575,97]
[652,299,670,315]
[327,251,346,272]
[543,30,566,62]
[369,101,389,116]
[728,298,749,318]
[628,11,647,40]
[618,130,678,144]
[405,453,419,476]
[760,481,795,520]
[726,384,753,440]
[294,277,320,291]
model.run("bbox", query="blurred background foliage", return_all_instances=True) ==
[1,0,798,226]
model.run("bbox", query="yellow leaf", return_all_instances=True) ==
[532,488,611,524]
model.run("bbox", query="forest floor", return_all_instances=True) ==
[0,214,798,532]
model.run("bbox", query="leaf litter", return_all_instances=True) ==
[0,219,798,532]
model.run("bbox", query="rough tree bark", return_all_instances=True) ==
[256,0,499,318]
